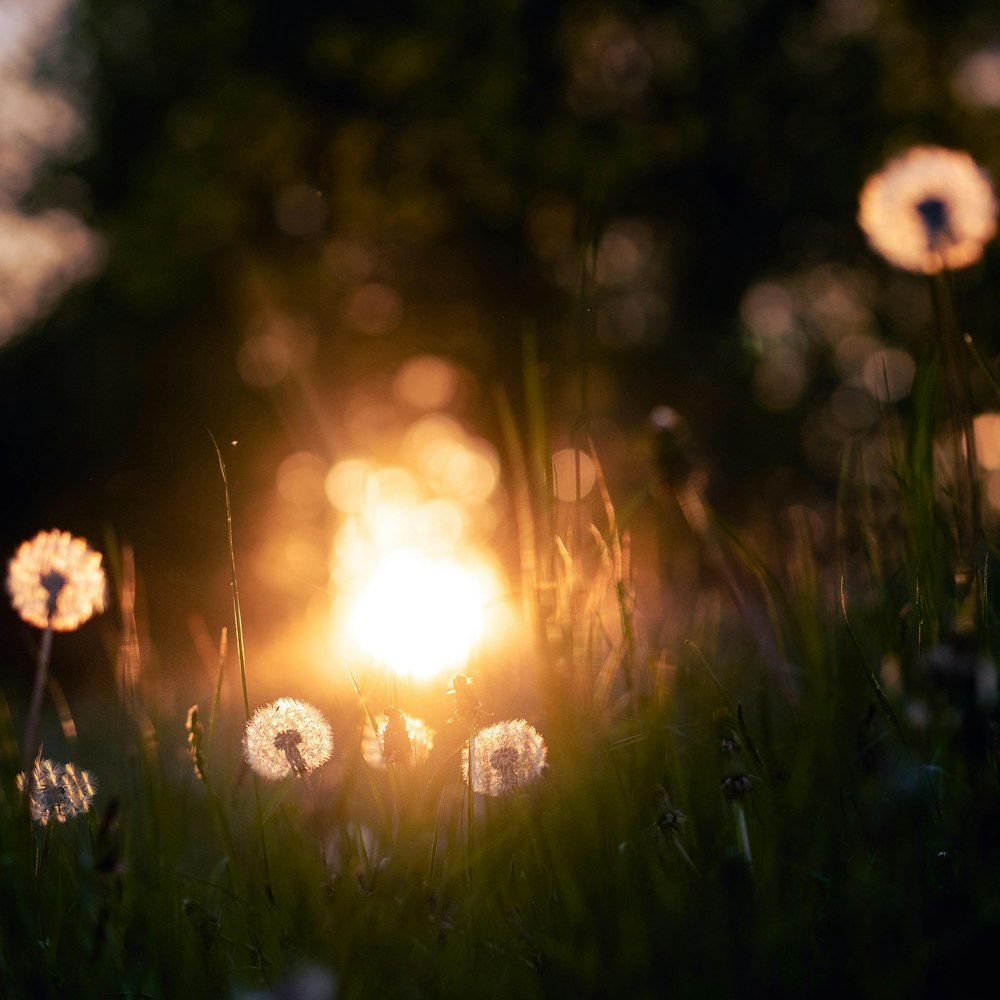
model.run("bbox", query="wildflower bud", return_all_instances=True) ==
[652,786,686,833]
[361,710,434,769]
[721,773,752,801]
[381,707,412,765]
[448,673,483,726]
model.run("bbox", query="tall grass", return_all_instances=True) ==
[3,310,1000,999]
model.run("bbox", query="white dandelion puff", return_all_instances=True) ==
[464,719,547,797]
[244,697,333,780]
[7,529,106,631]
[858,145,997,274]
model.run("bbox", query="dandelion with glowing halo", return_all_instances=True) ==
[244,697,333,780]
[7,529,106,631]
[464,719,547,797]
[17,755,97,825]
[860,147,997,609]
[7,529,107,764]
[858,145,997,273]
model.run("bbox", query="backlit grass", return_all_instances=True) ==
[3,147,1000,999]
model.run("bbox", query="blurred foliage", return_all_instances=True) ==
[77,2,1000,450]
[5,0,1000,671]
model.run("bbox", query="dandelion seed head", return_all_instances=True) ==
[7,529,106,631]
[464,719,547,797]
[244,697,333,780]
[858,146,997,273]
[16,755,97,824]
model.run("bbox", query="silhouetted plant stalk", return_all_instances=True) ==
[721,771,754,868]
[8,530,106,766]
[449,673,480,876]
[466,728,476,871]
[211,433,274,906]
[186,703,243,899]
[929,268,982,628]
[22,626,52,768]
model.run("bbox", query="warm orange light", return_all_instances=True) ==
[327,409,509,681]
[551,448,596,501]
[342,548,500,680]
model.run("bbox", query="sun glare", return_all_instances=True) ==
[344,549,498,679]
[327,417,509,682]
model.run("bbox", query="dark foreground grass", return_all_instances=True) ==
[3,343,1000,1000]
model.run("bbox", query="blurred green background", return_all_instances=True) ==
[4,0,1000,693]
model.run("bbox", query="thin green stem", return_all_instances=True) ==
[209,432,274,905]
[210,434,251,720]
[732,802,753,867]
[23,627,53,766]
[206,626,227,755]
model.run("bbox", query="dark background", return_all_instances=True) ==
[4,0,1000,699]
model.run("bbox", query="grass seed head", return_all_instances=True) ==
[17,755,97,824]
[185,704,207,782]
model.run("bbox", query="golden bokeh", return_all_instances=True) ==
[551,448,597,501]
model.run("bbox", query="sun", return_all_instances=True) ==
[341,548,501,680]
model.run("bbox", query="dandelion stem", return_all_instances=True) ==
[733,802,752,867]
[426,780,449,885]
[23,627,52,766]
[467,730,475,876]
[672,833,699,874]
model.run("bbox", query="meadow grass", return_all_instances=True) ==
[2,374,998,1000]
[5,198,1000,997]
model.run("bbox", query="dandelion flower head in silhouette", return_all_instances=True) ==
[464,719,547,796]
[858,145,997,273]
[244,697,333,780]
[7,529,106,631]
[17,756,97,824]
